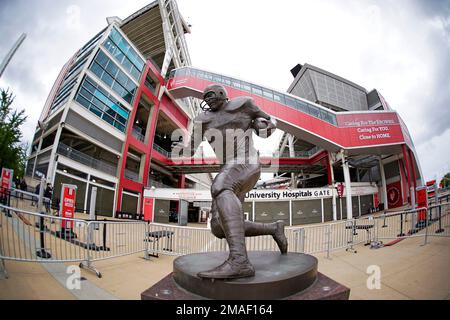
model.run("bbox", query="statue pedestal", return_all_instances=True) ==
[141,252,350,300]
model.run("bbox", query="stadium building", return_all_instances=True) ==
[26,0,423,226]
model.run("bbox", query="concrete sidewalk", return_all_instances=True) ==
[0,236,449,300]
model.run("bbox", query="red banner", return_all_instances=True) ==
[416,187,428,209]
[60,184,77,229]
[1,168,13,196]
[143,198,154,222]
[336,183,344,198]
[373,193,379,209]
[387,181,403,208]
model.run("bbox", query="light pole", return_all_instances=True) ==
[0,33,27,79]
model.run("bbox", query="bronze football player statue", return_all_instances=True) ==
[174,84,288,280]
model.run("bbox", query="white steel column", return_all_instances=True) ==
[288,135,296,188]
[289,200,293,226]
[252,201,255,222]
[321,198,324,223]
[379,156,388,210]
[329,153,337,221]
[342,151,353,220]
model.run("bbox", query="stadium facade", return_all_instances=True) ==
[26,0,423,226]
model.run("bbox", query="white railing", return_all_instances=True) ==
[132,126,145,142]
[152,143,171,158]
[57,143,117,176]
[124,168,140,182]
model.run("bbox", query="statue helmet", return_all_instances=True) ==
[201,84,229,111]
[203,84,228,102]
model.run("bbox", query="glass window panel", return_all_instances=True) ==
[101,72,114,87]
[232,80,241,89]
[252,86,263,96]
[90,63,103,78]
[134,57,144,71]
[125,81,136,94]
[110,29,122,45]
[223,77,231,86]
[320,109,329,121]
[309,105,320,118]
[104,39,114,52]
[93,90,111,108]
[105,61,119,77]
[296,100,309,114]
[122,58,133,73]
[127,47,137,61]
[213,75,222,83]
[80,88,92,100]
[117,39,130,56]
[114,50,126,65]
[241,82,251,92]
[89,105,103,117]
[116,114,127,125]
[112,81,125,96]
[130,67,140,81]
[83,81,96,94]
[273,93,285,104]
[96,51,109,67]
[285,95,297,108]
[92,97,106,111]
[115,71,129,87]
[330,115,337,126]
[262,89,273,100]
[114,122,125,132]
[123,92,133,104]
[102,112,115,125]
[105,108,116,117]
[76,95,90,109]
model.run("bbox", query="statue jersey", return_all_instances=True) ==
[194,96,260,164]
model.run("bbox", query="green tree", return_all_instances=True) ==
[0,88,28,177]
[440,172,450,188]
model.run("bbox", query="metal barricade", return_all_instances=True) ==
[0,203,88,264]
[1,196,448,279]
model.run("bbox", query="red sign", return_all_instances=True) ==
[374,193,379,209]
[60,184,77,229]
[143,198,154,222]
[336,183,344,198]
[426,180,436,198]
[387,181,403,208]
[416,187,428,209]
[416,186,428,221]
[1,168,13,196]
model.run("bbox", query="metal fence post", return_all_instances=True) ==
[398,212,405,237]
[326,225,331,259]
[436,204,444,234]
[301,228,306,253]
[144,222,150,260]
[0,257,7,279]
[373,217,378,243]
[423,208,428,245]
[79,221,102,278]
[36,215,51,259]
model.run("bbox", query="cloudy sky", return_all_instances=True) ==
[0,0,449,182]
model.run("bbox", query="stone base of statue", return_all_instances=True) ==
[141,251,350,300]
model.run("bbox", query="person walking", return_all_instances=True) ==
[44,183,53,214]
[20,178,27,200]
